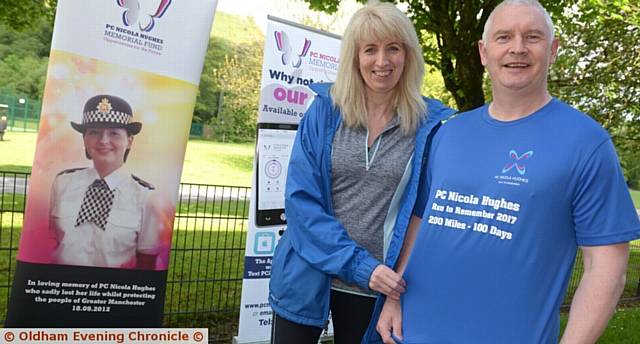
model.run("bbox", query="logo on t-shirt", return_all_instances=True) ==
[494,149,533,186]
[502,150,534,175]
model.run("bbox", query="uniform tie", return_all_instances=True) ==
[75,179,114,230]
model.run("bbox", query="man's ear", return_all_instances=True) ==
[549,37,559,64]
[478,40,488,66]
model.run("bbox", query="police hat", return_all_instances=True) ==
[70,95,142,135]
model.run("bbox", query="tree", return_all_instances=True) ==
[302,0,572,111]
[0,17,53,100]
[210,47,263,142]
[302,0,640,185]
[550,0,640,187]
[195,12,265,141]
[0,0,57,31]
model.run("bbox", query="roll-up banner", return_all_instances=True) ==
[234,16,341,344]
[6,0,218,327]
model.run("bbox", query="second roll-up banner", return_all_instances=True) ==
[235,16,341,344]
[6,0,218,326]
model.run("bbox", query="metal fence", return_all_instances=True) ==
[0,171,249,342]
[0,93,42,132]
[1,171,639,342]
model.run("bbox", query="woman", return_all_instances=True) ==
[50,94,160,269]
[268,2,455,343]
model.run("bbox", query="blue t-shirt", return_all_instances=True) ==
[404,99,640,344]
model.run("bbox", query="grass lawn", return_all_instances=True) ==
[560,305,640,343]
[0,132,255,186]
[630,189,640,209]
[0,132,36,174]
[182,139,254,186]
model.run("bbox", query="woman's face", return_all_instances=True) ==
[358,38,406,96]
[84,127,132,171]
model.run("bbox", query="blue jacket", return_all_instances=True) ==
[268,83,455,335]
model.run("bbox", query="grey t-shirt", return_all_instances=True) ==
[330,116,414,296]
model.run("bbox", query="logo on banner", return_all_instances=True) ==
[103,0,170,55]
[116,0,172,32]
[254,231,276,255]
[274,31,311,68]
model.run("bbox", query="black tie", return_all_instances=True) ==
[75,179,115,230]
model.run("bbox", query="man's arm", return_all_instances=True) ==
[377,214,422,344]
[560,242,629,344]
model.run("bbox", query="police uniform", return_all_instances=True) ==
[49,94,158,268]
[51,166,159,268]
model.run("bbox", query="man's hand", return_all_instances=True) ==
[369,264,406,300]
[377,297,403,344]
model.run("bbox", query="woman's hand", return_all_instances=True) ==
[369,264,406,300]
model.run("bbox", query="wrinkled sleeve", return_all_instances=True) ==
[284,97,380,290]
[49,175,61,243]
[137,188,162,255]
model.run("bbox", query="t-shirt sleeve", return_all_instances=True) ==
[573,139,640,246]
[137,189,161,254]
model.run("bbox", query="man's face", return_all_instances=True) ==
[478,5,558,95]
[84,127,132,169]
[358,37,406,96]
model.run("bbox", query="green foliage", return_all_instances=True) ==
[304,0,640,186]
[209,51,262,142]
[301,0,569,111]
[0,0,57,31]
[0,8,265,143]
[211,12,264,45]
[550,1,640,187]
[195,13,264,142]
[0,17,53,100]
[197,12,265,125]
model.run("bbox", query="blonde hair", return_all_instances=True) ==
[330,1,425,135]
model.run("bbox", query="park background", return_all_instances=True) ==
[0,0,638,342]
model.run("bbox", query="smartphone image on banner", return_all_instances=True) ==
[255,122,298,227]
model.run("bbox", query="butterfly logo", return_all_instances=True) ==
[274,31,311,68]
[502,149,534,175]
[116,0,172,32]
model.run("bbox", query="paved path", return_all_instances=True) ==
[1,176,28,195]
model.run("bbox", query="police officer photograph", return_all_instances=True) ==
[49,94,161,270]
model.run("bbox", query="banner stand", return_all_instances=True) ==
[6,0,218,326]
[234,15,341,344]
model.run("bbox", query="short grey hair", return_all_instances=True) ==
[482,0,555,43]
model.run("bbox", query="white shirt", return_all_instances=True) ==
[50,166,159,268]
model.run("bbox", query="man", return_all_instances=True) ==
[371,1,640,343]
[50,94,160,270]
